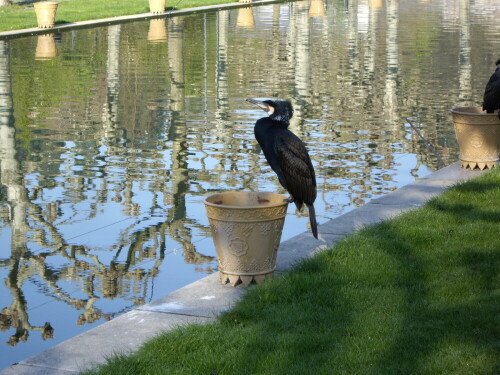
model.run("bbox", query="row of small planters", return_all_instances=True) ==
[29,6,500,286]
[32,0,169,28]
[32,0,256,28]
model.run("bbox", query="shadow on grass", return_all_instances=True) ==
[461,251,499,293]
[428,199,500,223]
[217,263,355,374]
[365,172,500,373]
[365,221,499,375]
[426,175,500,226]
[451,179,500,195]
[225,177,500,374]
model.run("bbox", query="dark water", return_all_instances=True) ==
[1,0,499,369]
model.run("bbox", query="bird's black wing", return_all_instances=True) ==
[483,68,500,112]
[274,131,316,205]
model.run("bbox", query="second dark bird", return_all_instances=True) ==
[483,58,500,117]
[247,98,318,239]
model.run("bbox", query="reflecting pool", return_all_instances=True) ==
[1,0,499,369]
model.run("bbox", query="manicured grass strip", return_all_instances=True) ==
[0,0,237,32]
[82,169,500,375]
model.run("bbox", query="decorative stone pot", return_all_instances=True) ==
[34,1,58,28]
[35,33,58,60]
[204,191,288,286]
[149,0,165,14]
[451,106,500,170]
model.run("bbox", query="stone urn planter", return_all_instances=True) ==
[451,106,500,170]
[204,191,288,286]
[149,0,165,14]
[34,1,58,29]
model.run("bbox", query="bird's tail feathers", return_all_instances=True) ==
[308,204,318,239]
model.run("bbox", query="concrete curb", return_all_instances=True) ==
[0,0,289,40]
[0,161,488,374]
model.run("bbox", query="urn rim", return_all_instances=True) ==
[203,191,289,210]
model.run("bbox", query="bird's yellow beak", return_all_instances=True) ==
[246,98,273,114]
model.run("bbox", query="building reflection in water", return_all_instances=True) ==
[0,0,499,368]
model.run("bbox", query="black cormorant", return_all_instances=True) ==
[247,98,318,239]
[483,59,500,117]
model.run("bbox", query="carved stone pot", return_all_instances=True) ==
[204,191,288,286]
[149,0,165,14]
[34,1,58,28]
[451,106,500,170]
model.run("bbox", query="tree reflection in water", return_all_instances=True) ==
[0,17,216,353]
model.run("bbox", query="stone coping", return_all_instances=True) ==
[0,161,489,374]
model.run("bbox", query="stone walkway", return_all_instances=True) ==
[0,161,487,374]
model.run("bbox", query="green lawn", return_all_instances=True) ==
[0,0,237,32]
[81,168,500,374]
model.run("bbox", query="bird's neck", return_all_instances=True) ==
[256,117,289,128]
[270,114,291,124]
[254,119,288,143]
